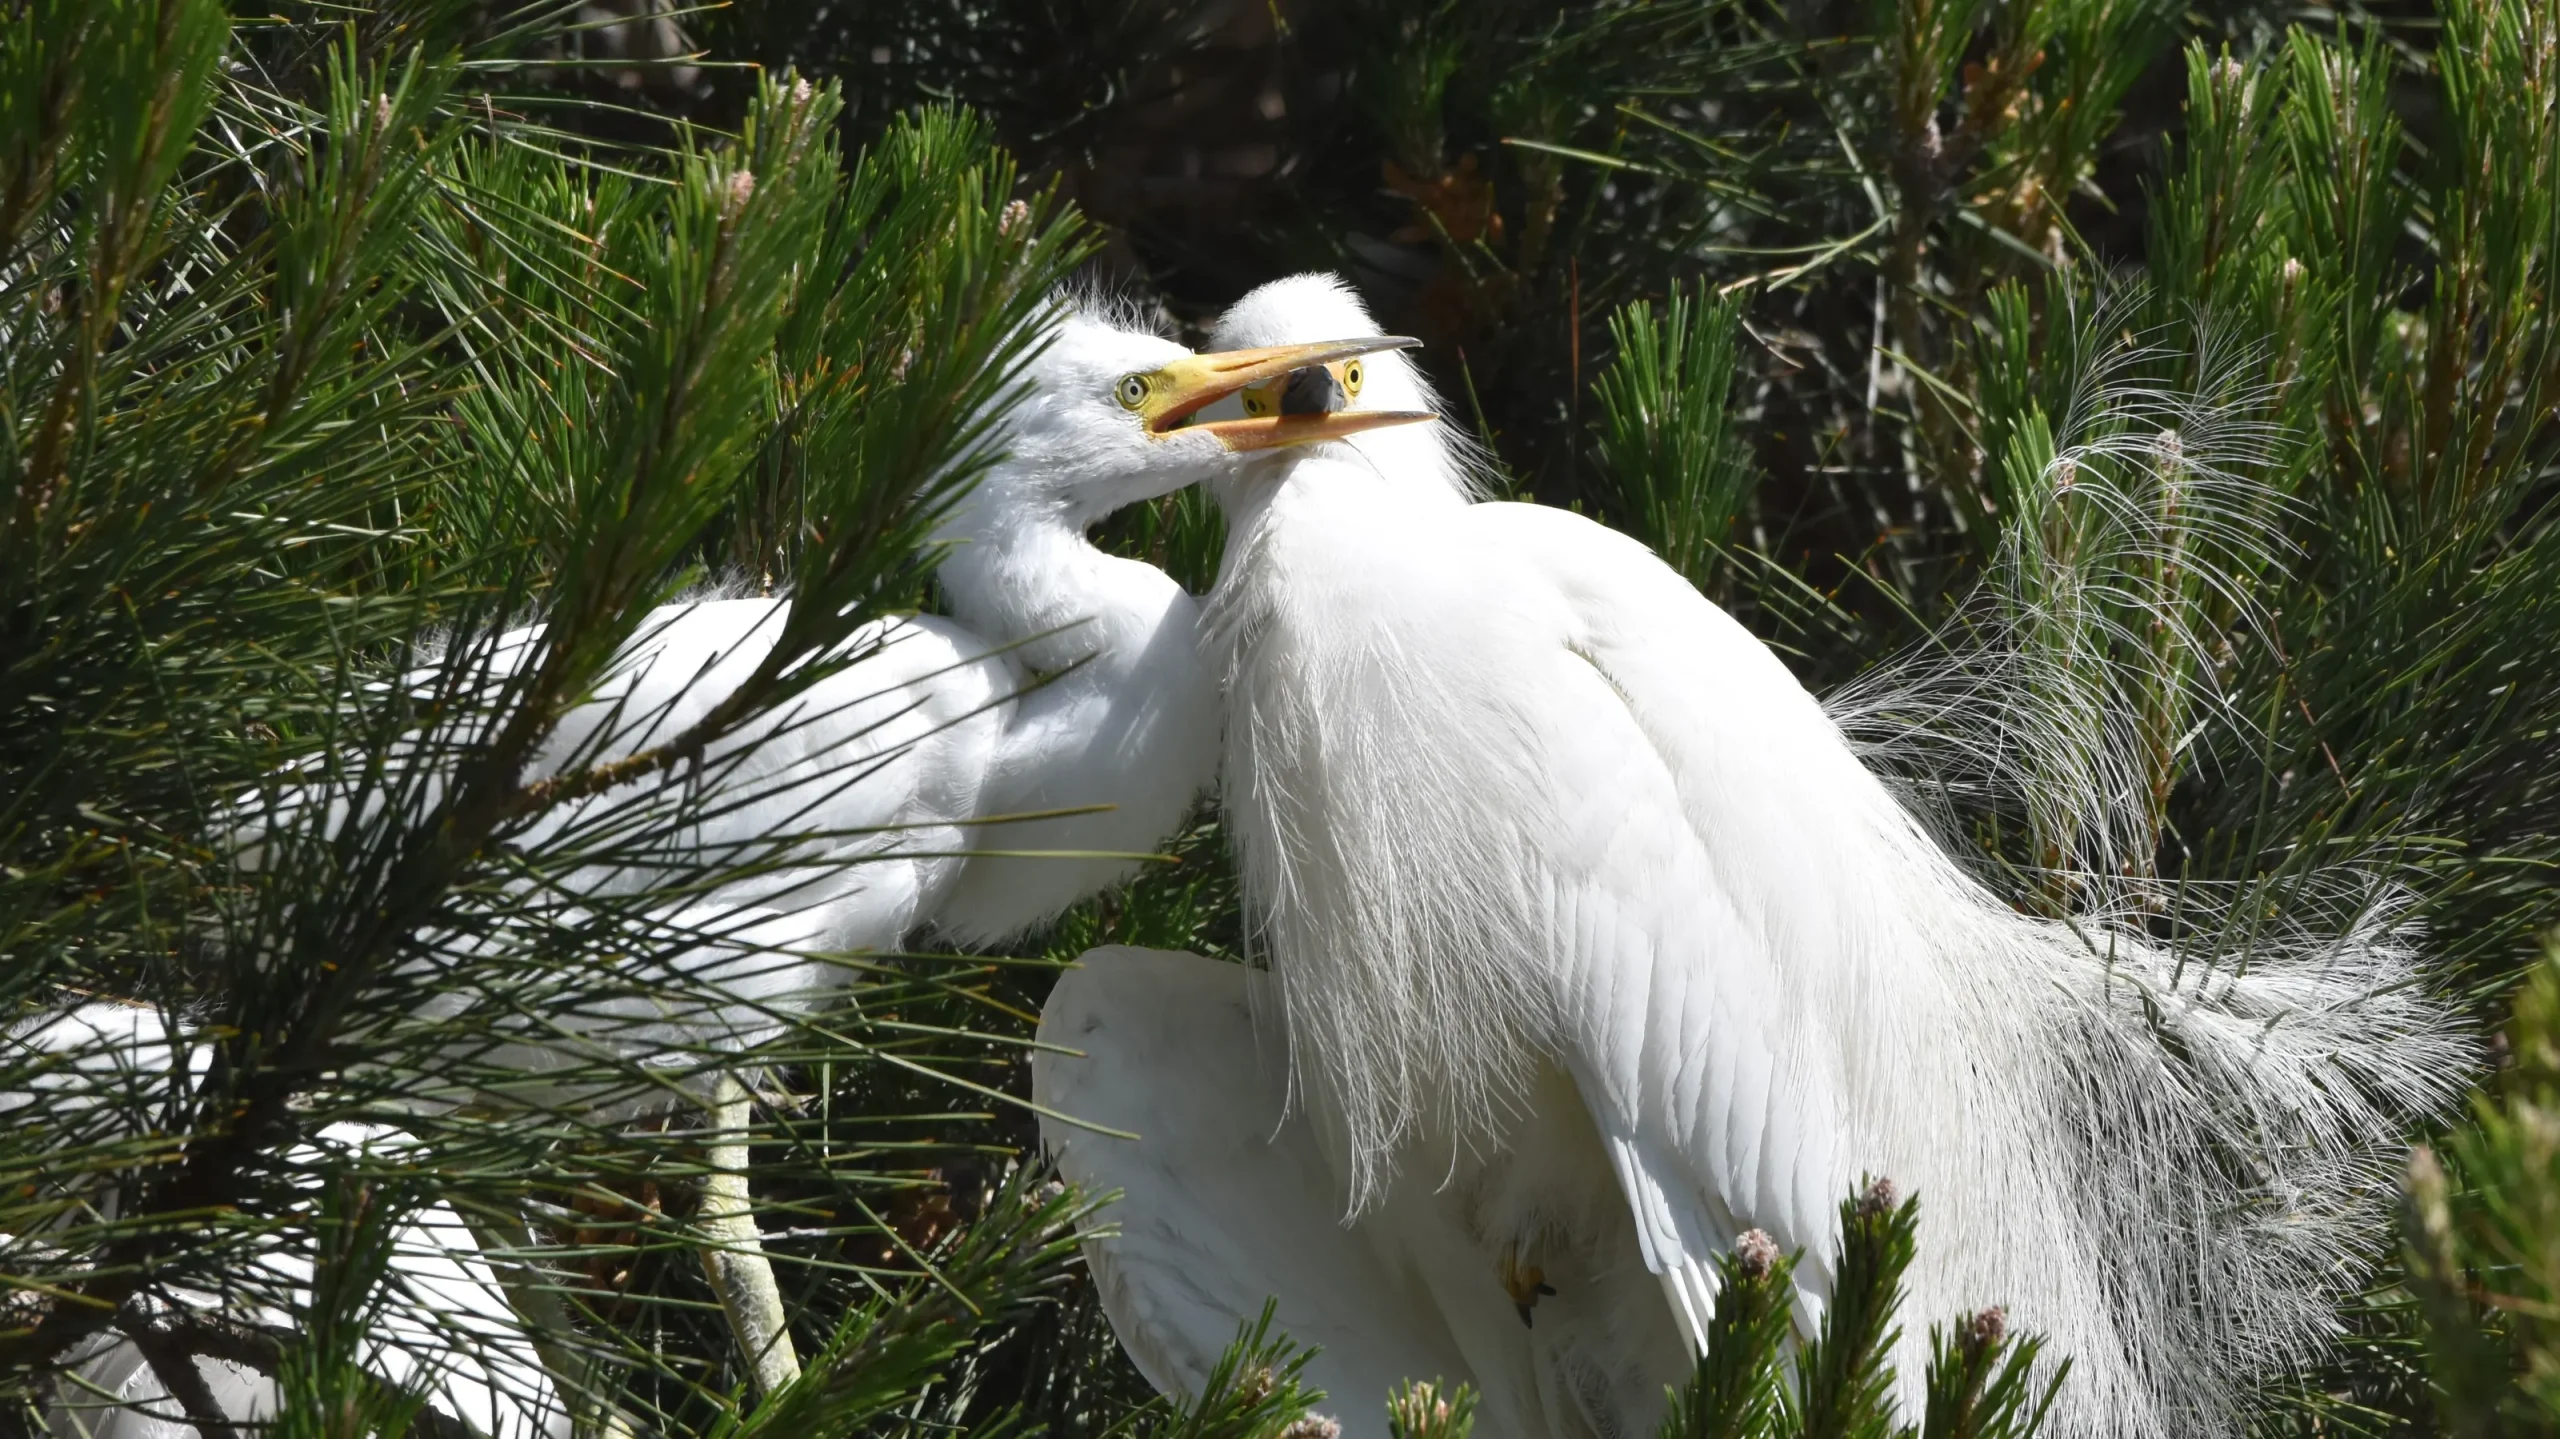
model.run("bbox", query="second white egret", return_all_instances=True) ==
[1039,274,2472,1439]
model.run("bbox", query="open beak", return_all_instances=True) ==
[1139,336,1435,452]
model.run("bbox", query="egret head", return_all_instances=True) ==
[971,309,1432,531]
[1209,273,1479,499]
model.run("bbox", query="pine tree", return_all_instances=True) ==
[13,0,2560,1433]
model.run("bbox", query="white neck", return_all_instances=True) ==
[918,472,1218,947]
[937,487,1186,678]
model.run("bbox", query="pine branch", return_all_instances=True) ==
[1787,1178,1916,1439]
[1658,1230,1794,1439]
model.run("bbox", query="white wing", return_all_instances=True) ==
[313,1124,566,1439]
[1464,502,1989,1345]
[235,597,1024,961]
[59,1184,564,1439]
[12,1012,562,1438]
[521,599,1023,951]
[1467,500,2058,1355]
[412,900,846,1114]
[1032,947,1476,1436]
[1212,471,1863,1353]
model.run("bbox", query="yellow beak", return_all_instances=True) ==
[1135,336,1435,451]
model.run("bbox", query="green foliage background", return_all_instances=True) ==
[4,0,2558,1435]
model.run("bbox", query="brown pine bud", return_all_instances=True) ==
[1735,1228,1780,1280]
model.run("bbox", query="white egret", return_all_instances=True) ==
[9,1004,564,1439]
[220,305,1432,1398]
[242,306,1432,1065]
[1036,274,2472,1439]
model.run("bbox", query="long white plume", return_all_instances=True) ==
[1827,292,2476,1428]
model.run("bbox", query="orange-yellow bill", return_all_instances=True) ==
[1134,336,1434,451]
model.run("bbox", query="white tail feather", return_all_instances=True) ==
[1828,297,2476,1428]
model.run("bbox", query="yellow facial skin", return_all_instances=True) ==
[1240,356,1367,418]
[1116,339,1418,452]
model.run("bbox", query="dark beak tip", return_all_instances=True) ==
[1279,366,1348,417]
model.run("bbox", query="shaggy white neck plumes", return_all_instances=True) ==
[1207,455,1556,1203]
[1202,275,1517,1189]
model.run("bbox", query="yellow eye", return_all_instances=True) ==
[1116,374,1150,410]
[1341,359,1364,397]
[1242,383,1276,417]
